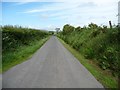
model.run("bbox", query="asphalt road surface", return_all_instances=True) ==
[3,36,104,88]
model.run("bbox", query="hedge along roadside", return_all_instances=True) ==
[2,25,50,73]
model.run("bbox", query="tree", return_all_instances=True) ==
[88,23,98,29]
[63,24,75,34]
[75,26,81,32]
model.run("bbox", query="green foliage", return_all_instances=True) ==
[2,25,49,72]
[49,31,54,35]
[2,25,49,53]
[58,37,118,88]
[58,23,119,77]
[88,23,98,29]
[3,37,49,72]
[75,26,81,32]
[63,24,75,34]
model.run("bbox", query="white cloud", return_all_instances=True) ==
[22,2,78,13]
[3,0,119,28]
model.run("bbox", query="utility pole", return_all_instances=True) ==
[109,21,112,29]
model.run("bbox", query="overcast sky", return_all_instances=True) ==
[2,0,119,31]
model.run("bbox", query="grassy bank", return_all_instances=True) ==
[57,23,119,89]
[2,25,50,73]
[58,37,118,89]
[58,24,119,76]
[2,37,49,73]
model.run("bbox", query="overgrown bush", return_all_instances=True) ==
[58,23,119,76]
[2,25,49,53]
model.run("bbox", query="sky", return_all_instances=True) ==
[1,0,119,31]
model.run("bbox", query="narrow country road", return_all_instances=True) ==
[3,36,104,88]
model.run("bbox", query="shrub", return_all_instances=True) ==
[58,24,119,76]
[2,25,49,53]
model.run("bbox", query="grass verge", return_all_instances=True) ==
[58,37,118,89]
[2,36,50,73]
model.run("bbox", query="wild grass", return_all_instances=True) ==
[2,37,49,73]
[57,23,119,89]
[58,37,118,89]
[2,25,50,73]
